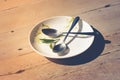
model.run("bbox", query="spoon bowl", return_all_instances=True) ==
[53,43,70,56]
[42,28,62,38]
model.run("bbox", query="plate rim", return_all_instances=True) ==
[29,16,95,59]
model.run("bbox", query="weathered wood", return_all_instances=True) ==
[0,0,120,80]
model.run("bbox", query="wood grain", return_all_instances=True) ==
[0,0,120,80]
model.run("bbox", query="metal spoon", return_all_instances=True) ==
[52,16,80,54]
[42,28,95,38]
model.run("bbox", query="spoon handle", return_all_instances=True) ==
[63,32,95,35]
[63,16,80,42]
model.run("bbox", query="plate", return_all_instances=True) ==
[29,16,95,59]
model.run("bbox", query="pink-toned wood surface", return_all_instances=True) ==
[0,0,120,80]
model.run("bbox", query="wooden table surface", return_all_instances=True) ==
[0,0,120,80]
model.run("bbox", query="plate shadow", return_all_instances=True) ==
[46,27,106,65]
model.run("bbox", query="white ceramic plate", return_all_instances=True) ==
[29,16,95,59]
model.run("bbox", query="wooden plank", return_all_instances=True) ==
[0,0,42,11]
[0,0,120,60]
[81,4,120,35]
[0,31,119,80]
[0,0,119,33]
[0,0,120,80]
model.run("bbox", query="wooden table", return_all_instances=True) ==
[0,0,120,80]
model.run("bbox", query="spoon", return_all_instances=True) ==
[52,16,80,54]
[42,28,95,38]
